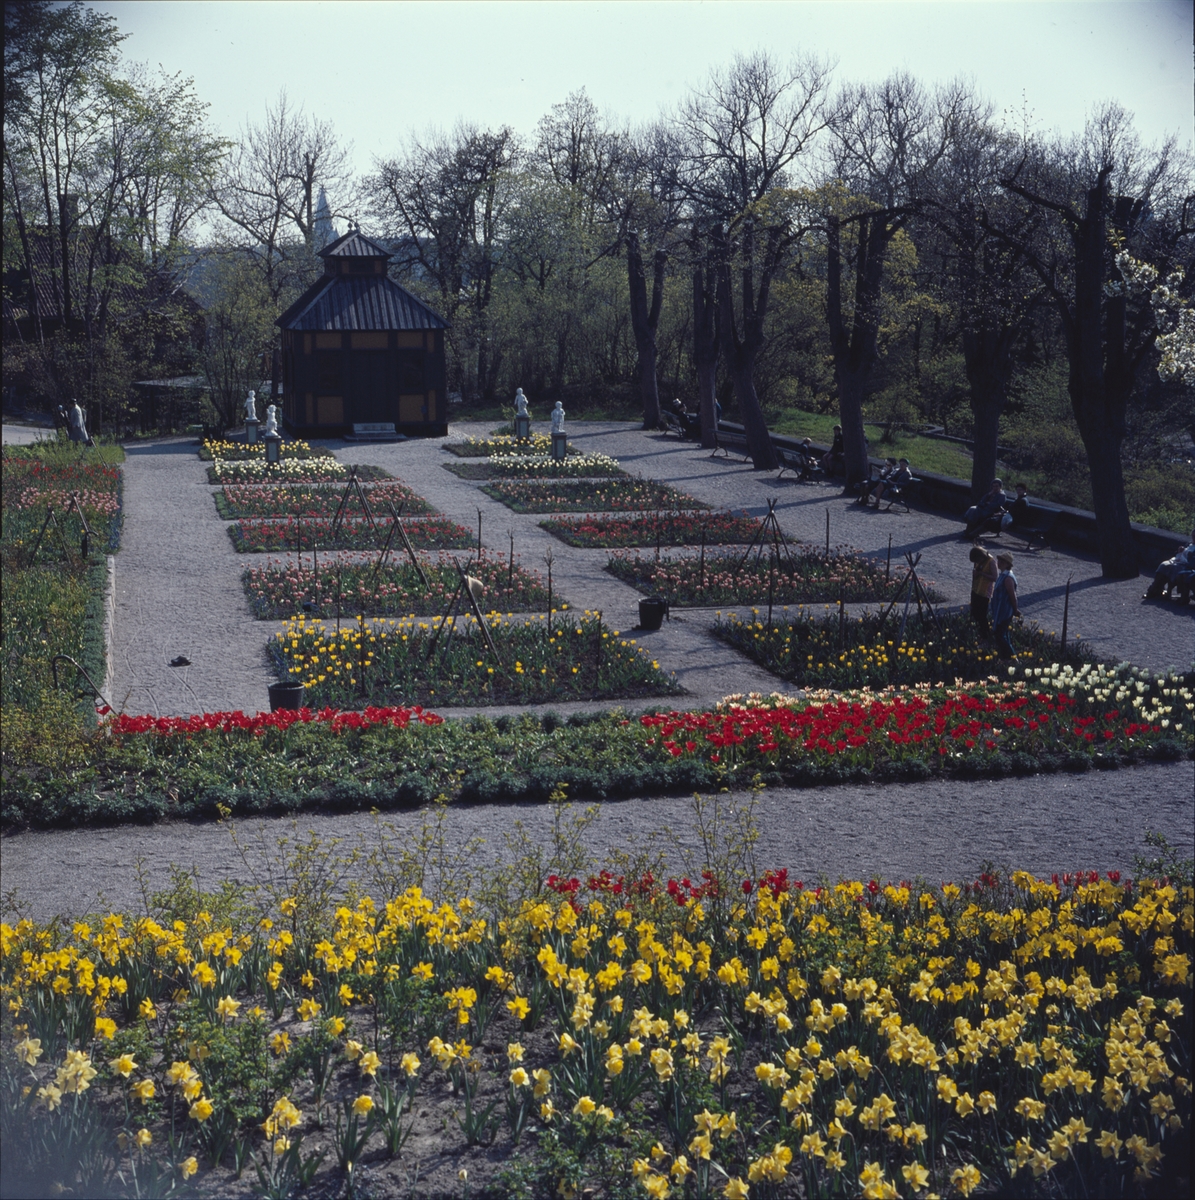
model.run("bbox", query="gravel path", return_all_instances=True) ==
[3,420,1192,920]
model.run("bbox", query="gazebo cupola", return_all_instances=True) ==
[276,228,451,437]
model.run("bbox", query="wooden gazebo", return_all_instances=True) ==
[276,230,450,437]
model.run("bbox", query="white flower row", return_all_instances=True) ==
[490,453,622,477]
[1008,661,1193,731]
[211,456,347,481]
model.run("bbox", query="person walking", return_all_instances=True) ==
[988,552,1021,658]
[968,545,998,636]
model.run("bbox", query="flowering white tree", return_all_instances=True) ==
[1111,251,1194,384]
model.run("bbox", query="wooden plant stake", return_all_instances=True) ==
[838,587,846,649]
[1061,575,1072,653]
[825,509,830,557]
[767,550,776,629]
[545,549,554,638]
[508,530,514,596]
[592,609,603,697]
[477,509,483,556]
[455,558,502,666]
[699,521,707,595]
[424,577,466,660]
[886,534,892,583]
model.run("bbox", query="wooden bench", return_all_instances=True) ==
[775,444,823,482]
[1007,506,1058,550]
[711,426,752,460]
[879,476,919,512]
[660,410,688,438]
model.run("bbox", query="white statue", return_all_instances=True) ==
[263,404,278,437]
[514,388,529,417]
[244,390,257,422]
[68,400,89,444]
[550,401,565,434]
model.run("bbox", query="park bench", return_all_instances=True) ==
[775,444,823,482]
[347,422,404,442]
[711,425,752,460]
[877,475,920,512]
[660,409,689,439]
[1006,505,1059,550]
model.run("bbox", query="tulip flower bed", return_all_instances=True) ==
[445,452,626,480]
[484,480,708,514]
[1,443,123,770]
[198,438,318,461]
[716,608,1098,690]
[608,549,917,605]
[543,512,762,548]
[3,670,1191,830]
[270,609,678,708]
[244,552,557,619]
[229,516,474,553]
[445,433,573,457]
[214,482,430,521]
[2,849,1190,1200]
[206,458,390,485]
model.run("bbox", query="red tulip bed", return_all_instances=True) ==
[242,551,557,619]
[228,515,474,553]
[606,547,911,603]
[214,483,433,521]
[482,479,706,513]
[542,511,761,547]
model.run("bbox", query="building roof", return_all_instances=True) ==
[318,229,392,259]
[276,274,450,331]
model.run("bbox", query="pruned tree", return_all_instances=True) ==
[997,105,1193,576]
[679,51,833,469]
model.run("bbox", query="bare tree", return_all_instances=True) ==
[680,51,833,469]
[823,73,964,488]
[998,106,1193,577]
[372,123,518,399]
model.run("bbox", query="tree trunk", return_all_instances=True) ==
[1068,179,1138,578]
[962,325,1013,500]
[692,260,719,449]
[627,232,665,429]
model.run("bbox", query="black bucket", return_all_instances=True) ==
[268,681,305,711]
[639,596,667,632]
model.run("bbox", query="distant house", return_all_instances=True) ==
[276,230,450,437]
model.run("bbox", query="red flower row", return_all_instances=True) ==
[103,705,444,736]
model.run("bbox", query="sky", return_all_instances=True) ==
[93,0,1193,193]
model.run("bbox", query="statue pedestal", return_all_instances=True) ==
[514,414,531,440]
[264,434,282,464]
[245,420,259,445]
[551,431,567,461]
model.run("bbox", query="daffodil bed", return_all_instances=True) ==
[243,553,556,620]
[444,453,626,480]
[213,482,431,521]
[1,855,1190,1199]
[197,439,319,461]
[269,611,679,708]
[542,513,761,548]
[228,516,474,553]
[205,459,390,485]
[607,550,925,606]
[483,480,708,514]
[714,609,1104,690]
[444,434,574,457]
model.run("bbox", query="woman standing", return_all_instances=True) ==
[988,552,1021,658]
[968,546,998,636]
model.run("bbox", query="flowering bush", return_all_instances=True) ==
[271,609,677,707]
[446,452,626,480]
[198,438,318,461]
[214,481,430,521]
[207,459,390,485]
[2,855,1189,1198]
[715,608,1093,690]
[229,516,474,553]
[485,481,709,514]
[544,511,760,548]
[243,551,556,619]
[609,549,922,605]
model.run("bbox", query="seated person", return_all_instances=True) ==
[964,478,1011,537]
[821,425,844,474]
[861,458,897,503]
[669,397,700,438]
[1007,482,1033,528]
[870,458,912,507]
[1143,528,1195,600]
[797,437,820,474]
